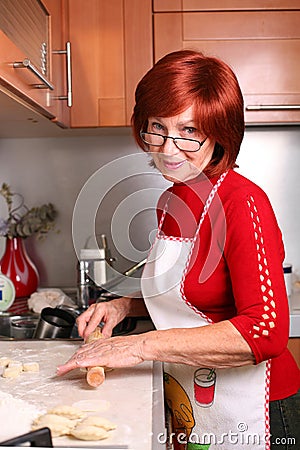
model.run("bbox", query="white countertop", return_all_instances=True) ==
[0,340,165,449]
[289,291,300,337]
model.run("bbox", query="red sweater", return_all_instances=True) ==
[157,169,300,401]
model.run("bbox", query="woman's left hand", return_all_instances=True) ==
[56,334,146,376]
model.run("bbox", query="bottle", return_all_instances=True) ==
[0,272,16,311]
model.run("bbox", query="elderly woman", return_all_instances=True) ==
[58,50,299,449]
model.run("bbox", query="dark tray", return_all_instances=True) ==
[0,427,53,447]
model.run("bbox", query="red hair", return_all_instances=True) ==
[131,50,245,177]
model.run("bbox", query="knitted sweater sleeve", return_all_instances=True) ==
[225,187,290,364]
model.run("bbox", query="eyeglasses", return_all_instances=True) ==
[140,131,207,152]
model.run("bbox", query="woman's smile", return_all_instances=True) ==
[147,105,215,183]
[162,158,186,170]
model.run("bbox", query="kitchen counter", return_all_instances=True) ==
[0,340,165,450]
[289,291,300,338]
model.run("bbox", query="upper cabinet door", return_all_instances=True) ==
[68,0,152,128]
[0,0,70,126]
[154,7,300,124]
[42,0,71,128]
[153,0,300,11]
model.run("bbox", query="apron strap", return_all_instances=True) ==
[183,171,228,282]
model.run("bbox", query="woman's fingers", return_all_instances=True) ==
[56,355,81,375]
[76,299,129,339]
[57,335,145,376]
[81,315,103,340]
[100,319,116,338]
[76,304,101,338]
[56,343,95,375]
[57,298,138,377]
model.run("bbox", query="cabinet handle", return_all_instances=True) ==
[53,42,72,107]
[13,59,54,90]
[246,105,300,111]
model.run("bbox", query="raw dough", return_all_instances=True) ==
[80,416,116,431]
[22,362,40,372]
[0,357,10,367]
[31,406,115,441]
[47,405,86,420]
[2,366,21,378]
[70,424,109,441]
[1,360,40,378]
[8,361,23,372]
[32,413,76,437]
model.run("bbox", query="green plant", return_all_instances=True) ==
[0,183,58,239]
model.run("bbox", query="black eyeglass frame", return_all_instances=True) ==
[140,131,207,153]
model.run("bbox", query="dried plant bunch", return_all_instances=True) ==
[0,182,58,240]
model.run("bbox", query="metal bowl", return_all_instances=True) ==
[0,312,39,338]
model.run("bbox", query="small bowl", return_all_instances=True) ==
[10,317,38,339]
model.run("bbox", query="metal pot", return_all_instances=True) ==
[33,307,75,339]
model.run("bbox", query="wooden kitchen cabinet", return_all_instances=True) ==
[68,0,152,127]
[0,0,70,127]
[153,4,300,124]
[288,338,300,369]
[153,0,300,12]
[42,0,71,128]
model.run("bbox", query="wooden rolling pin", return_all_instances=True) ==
[85,327,105,387]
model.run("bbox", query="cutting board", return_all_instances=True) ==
[0,340,158,449]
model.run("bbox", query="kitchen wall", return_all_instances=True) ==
[0,125,299,289]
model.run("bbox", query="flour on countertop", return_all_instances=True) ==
[0,341,155,449]
[0,391,44,441]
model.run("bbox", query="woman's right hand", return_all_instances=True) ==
[76,297,132,340]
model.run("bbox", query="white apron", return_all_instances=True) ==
[141,173,270,450]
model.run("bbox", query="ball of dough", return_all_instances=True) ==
[70,424,109,441]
